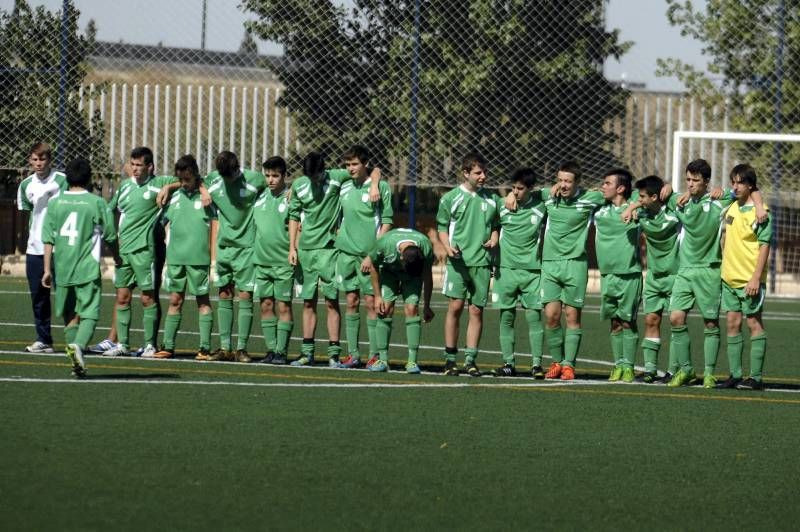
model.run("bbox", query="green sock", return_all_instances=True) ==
[726,334,744,379]
[116,305,131,348]
[367,317,378,356]
[217,298,233,350]
[749,333,767,381]
[198,311,213,350]
[499,308,516,365]
[376,317,393,361]
[345,312,361,357]
[405,316,421,364]
[444,346,457,362]
[301,338,314,357]
[545,326,563,364]
[327,341,342,360]
[563,328,582,367]
[261,317,278,352]
[703,327,720,377]
[641,338,661,374]
[64,323,79,346]
[671,325,692,373]
[237,299,253,350]
[610,331,623,366]
[74,318,96,349]
[163,312,181,350]
[142,304,158,347]
[525,309,543,367]
[464,347,478,365]
[276,320,293,355]
[667,341,679,374]
[622,328,639,369]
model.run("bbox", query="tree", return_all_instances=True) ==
[242,0,630,185]
[238,29,259,56]
[0,0,108,171]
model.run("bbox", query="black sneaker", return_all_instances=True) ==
[236,349,252,363]
[443,359,459,376]
[272,353,288,365]
[464,362,482,377]
[659,372,673,385]
[716,376,742,389]
[531,365,545,380]
[492,364,516,377]
[736,377,764,391]
[642,371,658,384]
[261,351,277,364]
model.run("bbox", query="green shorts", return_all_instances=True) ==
[541,258,588,308]
[255,264,295,302]
[165,264,210,296]
[115,248,156,290]
[55,279,102,320]
[216,245,255,292]
[442,259,490,307]
[380,269,422,306]
[669,266,721,319]
[721,280,765,316]
[296,247,338,300]
[643,272,675,314]
[336,251,373,295]
[491,267,541,309]
[599,272,642,322]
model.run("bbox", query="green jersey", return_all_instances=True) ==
[253,187,290,266]
[109,174,177,253]
[594,200,642,274]
[436,185,500,266]
[205,169,266,248]
[163,188,216,266]
[637,197,681,275]
[17,170,68,255]
[542,189,604,261]
[369,228,433,274]
[675,191,734,267]
[336,177,394,256]
[498,192,546,270]
[288,169,351,250]
[42,190,116,286]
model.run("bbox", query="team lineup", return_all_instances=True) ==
[17,142,772,390]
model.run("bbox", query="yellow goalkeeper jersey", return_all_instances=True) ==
[721,202,772,288]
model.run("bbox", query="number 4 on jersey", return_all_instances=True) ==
[60,211,79,246]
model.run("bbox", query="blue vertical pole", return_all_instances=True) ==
[407,0,421,229]
[56,0,70,169]
[769,0,785,294]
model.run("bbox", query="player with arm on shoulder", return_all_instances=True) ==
[368,228,435,373]
[41,157,118,377]
[436,152,500,377]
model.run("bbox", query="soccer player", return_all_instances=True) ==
[204,151,266,363]
[254,156,294,365]
[718,164,771,390]
[17,142,66,353]
[288,151,380,367]
[153,155,217,360]
[41,157,117,377]
[436,152,499,377]
[336,146,393,368]
[368,228,435,373]
[491,168,546,378]
[594,169,642,383]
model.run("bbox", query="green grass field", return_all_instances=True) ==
[1,277,800,530]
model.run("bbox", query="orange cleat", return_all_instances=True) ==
[153,348,174,359]
[544,362,562,379]
[560,365,575,380]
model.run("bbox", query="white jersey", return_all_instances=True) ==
[17,169,67,255]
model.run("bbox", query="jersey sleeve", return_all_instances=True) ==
[538,188,551,201]
[17,179,32,211]
[435,193,452,232]
[328,168,351,183]
[755,215,773,246]
[586,190,605,206]
[108,185,120,211]
[368,240,383,264]
[379,181,394,224]
[41,203,56,245]
[288,181,302,222]
[153,175,179,188]
[100,200,117,243]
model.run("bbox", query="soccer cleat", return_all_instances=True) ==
[140,344,157,358]
[716,376,742,389]
[531,365,545,380]
[369,359,389,372]
[25,341,54,353]
[338,355,362,368]
[208,349,234,362]
[235,349,252,363]
[195,348,212,361]
[261,351,276,364]
[736,377,764,391]
[703,375,717,389]
[608,366,624,382]
[443,359,459,376]
[642,371,658,384]
[88,338,115,354]
[492,364,516,377]
[621,367,635,383]
[667,370,696,387]
[366,354,380,368]
[153,348,174,359]
[272,353,288,365]
[405,362,421,374]
[102,343,128,357]
[327,355,340,368]
[65,343,86,377]
[659,372,673,385]
[560,365,575,380]
[464,362,482,377]
[544,362,562,379]
[290,355,314,366]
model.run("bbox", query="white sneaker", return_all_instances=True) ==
[88,338,116,353]
[66,343,86,377]
[102,343,128,357]
[140,344,157,358]
[25,341,54,353]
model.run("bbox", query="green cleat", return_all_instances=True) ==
[405,362,421,374]
[531,365,545,380]
[621,367,635,383]
[608,366,623,382]
[667,370,696,387]
[703,374,717,389]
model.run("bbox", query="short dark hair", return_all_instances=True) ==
[215,151,240,178]
[303,151,326,179]
[730,163,758,190]
[603,168,634,199]
[635,175,665,198]
[263,156,287,175]
[174,154,199,176]
[558,160,582,181]
[130,146,154,166]
[29,142,52,159]
[402,245,424,277]
[66,157,92,188]
[686,158,711,181]
[510,167,537,188]
[461,151,487,173]
[342,145,370,165]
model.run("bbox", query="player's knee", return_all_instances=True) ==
[404,304,417,318]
